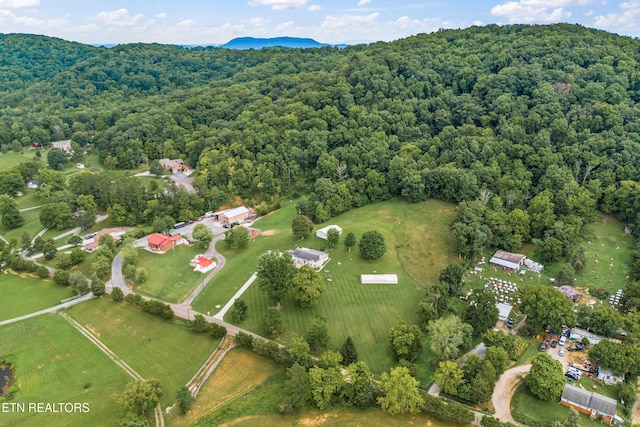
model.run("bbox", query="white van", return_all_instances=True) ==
[559,336,566,346]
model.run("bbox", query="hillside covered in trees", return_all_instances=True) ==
[2,24,640,268]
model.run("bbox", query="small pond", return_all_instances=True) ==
[0,364,14,396]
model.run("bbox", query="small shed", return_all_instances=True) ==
[190,255,216,273]
[360,274,398,285]
[316,225,343,240]
[489,250,526,271]
[496,302,513,321]
[597,368,625,385]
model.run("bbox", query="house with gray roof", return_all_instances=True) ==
[560,384,616,425]
[287,248,329,270]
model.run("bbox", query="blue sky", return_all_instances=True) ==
[0,0,638,45]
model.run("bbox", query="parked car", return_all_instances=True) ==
[551,340,558,348]
[559,349,566,356]
[539,343,547,352]
[559,336,567,346]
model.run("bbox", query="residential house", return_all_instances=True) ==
[214,206,251,226]
[159,158,187,173]
[147,233,182,252]
[84,228,126,252]
[489,250,526,271]
[316,225,343,240]
[288,248,329,269]
[190,255,216,273]
[560,384,616,425]
[51,140,72,153]
[27,180,38,189]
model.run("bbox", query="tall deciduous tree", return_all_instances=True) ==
[292,215,314,240]
[0,195,24,229]
[326,228,340,248]
[428,315,473,361]
[262,306,285,337]
[520,285,576,333]
[292,265,325,308]
[257,251,296,306]
[525,353,565,401]
[305,317,329,353]
[119,379,163,416]
[388,321,422,361]
[47,148,67,170]
[344,232,356,252]
[433,360,465,395]
[358,230,386,259]
[377,366,424,415]
[224,226,249,249]
[192,223,214,249]
[463,289,499,336]
[439,262,465,296]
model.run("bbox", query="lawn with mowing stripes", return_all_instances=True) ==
[0,207,42,242]
[0,273,75,321]
[15,192,40,210]
[133,244,208,303]
[194,199,456,375]
[0,314,130,427]
[67,298,220,407]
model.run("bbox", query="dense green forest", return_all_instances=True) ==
[2,24,640,269]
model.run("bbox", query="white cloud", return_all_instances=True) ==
[0,9,15,21]
[593,0,640,35]
[491,1,572,23]
[357,0,371,6]
[176,19,195,28]
[307,4,322,11]
[249,0,307,11]
[96,8,143,27]
[250,17,268,26]
[275,20,295,32]
[156,12,167,19]
[0,0,38,8]
[13,15,42,25]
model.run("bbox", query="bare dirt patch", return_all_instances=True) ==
[261,230,276,236]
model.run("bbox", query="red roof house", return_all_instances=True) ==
[147,233,181,252]
[190,255,216,273]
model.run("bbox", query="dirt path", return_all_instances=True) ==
[187,334,236,397]
[61,313,164,427]
[492,364,530,425]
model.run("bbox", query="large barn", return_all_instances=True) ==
[489,250,526,271]
[214,206,251,226]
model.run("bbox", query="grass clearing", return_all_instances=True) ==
[511,383,605,427]
[134,244,208,303]
[193,199,456,376]
[0,149,43,172]
[0,207,42,242]
[67,298,219,407]
[15,192,41,210]
[168,348,281,427]
[0,314,130,427]
[0,273,75,321]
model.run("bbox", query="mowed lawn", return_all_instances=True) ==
[0,314,130,427]
[194,199,456,375]
[0,273,74,321]
[133,245,207,303]
[168,348,281,427]
[0,206,43,242]
[0,149,43,172]
[67,298,220,407]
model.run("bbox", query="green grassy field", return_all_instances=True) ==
[133,245,208,303]
[67,298,220,407]
[0,149,43,172]
[511,383,607,427]
[15,192,41,210]
[0,314,130,427]
[193,199,456,376]
[0,207,42,243]
[0,273,75,321]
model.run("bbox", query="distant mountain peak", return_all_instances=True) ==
[221,36,329,50]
